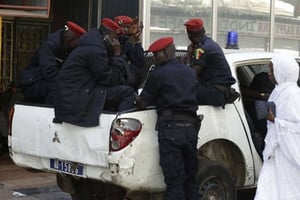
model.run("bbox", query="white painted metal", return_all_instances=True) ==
[9,51,284,192]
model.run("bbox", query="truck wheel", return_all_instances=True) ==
[197,160,236,200]
[70,178,93,200]
[71,178,127,200]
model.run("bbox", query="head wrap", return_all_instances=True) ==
[265,54,300,165]
[148,37,174,52]
[271,53,299,84]
[114,16,133,26]
[65,21,86,37]
[101,18,125,35]
[184,18,204,31]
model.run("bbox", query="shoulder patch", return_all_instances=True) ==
[194,48,205,59]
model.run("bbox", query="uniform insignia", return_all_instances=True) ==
[194,48,204,60]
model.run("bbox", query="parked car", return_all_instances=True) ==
[8,51,300,200]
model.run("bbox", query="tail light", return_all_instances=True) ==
[8,106,14,136]
[5,84,16,136]
[110,118,142,151]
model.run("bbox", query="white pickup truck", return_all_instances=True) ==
[8,51,289,200]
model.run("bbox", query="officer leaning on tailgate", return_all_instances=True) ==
[136,37,200,200]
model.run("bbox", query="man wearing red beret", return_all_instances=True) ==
[54,18,136,127]
[54,19,136,199]
[137,37,201,200]
[114,15,147,92]
[114,15,133,26]
[21,21,86,104]
[184,18,238,107]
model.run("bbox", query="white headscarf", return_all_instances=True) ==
[271,53,299,85]
[255,54,300,200]
[269,53,300,121]
[265,53,300,165]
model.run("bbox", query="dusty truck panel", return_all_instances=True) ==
[8,51,287,199]
[10,104,116,180]
[105,103,258,192]
[196,104,258,186]
[108,109,165,191]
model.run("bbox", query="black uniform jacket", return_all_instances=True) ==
[192,35,236,86]
[120,36,147,91]
[54,28,129,127]
[21,29,66,87]
[140,59,198,116]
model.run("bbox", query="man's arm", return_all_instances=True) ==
[136,71,159,109]
[192,64,203,77]
[39,40,61,81]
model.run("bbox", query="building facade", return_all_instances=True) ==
[141,0,300,55]
[0,0,299,90]
[0,0,138,90]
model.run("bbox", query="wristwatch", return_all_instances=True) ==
[260,93,267,98]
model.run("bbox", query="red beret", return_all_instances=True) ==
[114,16,133,26]
[101,18,125,35]
[66,21,86,37]
[148,37,174,52]
[184,18,204,31]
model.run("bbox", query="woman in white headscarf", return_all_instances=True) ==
[254,53,300,200]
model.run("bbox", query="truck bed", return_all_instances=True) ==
[9,104,116,178]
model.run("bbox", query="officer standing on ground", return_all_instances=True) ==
[184,18,237,107]
[21,21,86,104]
[136,37,200,200]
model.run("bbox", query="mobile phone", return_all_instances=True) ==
[255,100,276,120]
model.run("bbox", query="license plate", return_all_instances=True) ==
[50,159,84,176]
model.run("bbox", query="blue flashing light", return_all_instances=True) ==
[226,31,239,49]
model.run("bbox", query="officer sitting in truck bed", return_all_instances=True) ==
[184,18,239,107]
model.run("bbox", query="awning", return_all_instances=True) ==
[0,0,50,18]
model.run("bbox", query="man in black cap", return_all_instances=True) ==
[21,21,86,104]
[137,37,200,200]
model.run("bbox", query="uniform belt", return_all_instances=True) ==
[213,84,230,93]
[158,113,197,124]
[173,122,194,127]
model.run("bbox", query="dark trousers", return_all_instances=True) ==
[23,80,53,104]
[196,83,225,106]
[157,121,199,200]
[104,85,136,111]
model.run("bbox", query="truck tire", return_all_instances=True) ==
[197,160,236,200]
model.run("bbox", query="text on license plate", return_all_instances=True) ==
[50,159,84,176]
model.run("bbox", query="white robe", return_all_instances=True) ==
[254,54,300,200]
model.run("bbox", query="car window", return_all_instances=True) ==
[295,59,300,86]
[237,64,269,88]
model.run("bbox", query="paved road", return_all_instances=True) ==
[1,186,71,200]
[0,153,255,200]
[1,186,256,200]
[0,153,71,200]
[1,187,255,200]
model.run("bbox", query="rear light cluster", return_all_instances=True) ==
[110,118,142,151]
[8,107,14,136]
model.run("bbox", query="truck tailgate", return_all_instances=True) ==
[10,104,115,169]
